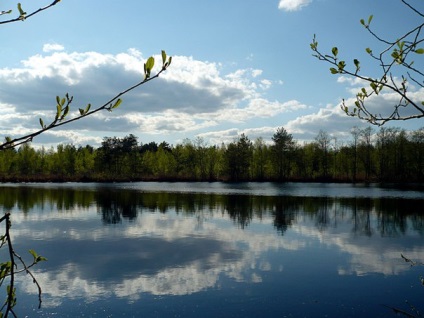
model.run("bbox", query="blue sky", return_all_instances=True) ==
[0,0,423,148]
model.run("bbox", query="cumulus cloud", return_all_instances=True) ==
[0,46,301,147]
[2,44,396,149]
[278,0,312,11]
[197,126,284,145]
[285,104,359,141]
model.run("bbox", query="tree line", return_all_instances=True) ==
[1,126,424,183]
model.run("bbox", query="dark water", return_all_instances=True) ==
[0,182,423,317]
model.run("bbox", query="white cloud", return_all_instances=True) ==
[5,44,399,148]
[197,126,286,145]
[42,43,65,53]
[14,194,424,308]
[0,47,288,147]
[285,104,359,141]
[16,208,299,305]
[283,74,424,143]
[278,0,312,11]
[251,69,263,78]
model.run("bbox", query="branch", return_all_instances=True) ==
[0,213,47,316]
[0,1,61,25]
[402,0,424,18]
[4,214,16,318]
[310,1,424,126]
[0,52,172,150]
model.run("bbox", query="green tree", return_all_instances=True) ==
[194,137,209,180]
[375,127,407,181]
[16,143,38,177]
[155,143,177,178]
[75,145,95,178]
[0,148,16,178]
[271,127,295,180]
[252,137,270,180]
[410,127,424,179]
[224,134,253,181]
[311,0,424,125]
[173,139,197,179]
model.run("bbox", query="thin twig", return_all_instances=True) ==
[4,214,15,318]
[0,64,169,150]
[0,0,61,25]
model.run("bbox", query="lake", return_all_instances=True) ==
[1,182,423,317]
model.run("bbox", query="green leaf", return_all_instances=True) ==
[353,59,360,73]
[332,47,338,57]
[79,108,84,116]
[39,118,44,129]
[415,48,424,54]
[35,256,47,263]
[360,18,365,26]
[56,96,60,105]
[367,15,373,25]
[17,2,26,20]
[0,262,11,279]
[111,98,122,109]
[85,103,91,113]
[329,68,338,74]
[56,104,62,119]
[17,3,24,15]
[145,56,155,71]
[60,97,66,106]
[167,56,172,67]
[29,249,38,260]
[61,105,69,119]
[365,47,372,54]
[391,50,399,59]
[161,50,167,65]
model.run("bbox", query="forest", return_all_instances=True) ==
[0,125,423,183]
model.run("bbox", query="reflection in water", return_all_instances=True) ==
[1,185,422,237]
[0,184,422,317]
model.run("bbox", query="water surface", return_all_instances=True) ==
[0,182,422,317]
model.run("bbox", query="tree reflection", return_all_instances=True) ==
[350,198,373,237]
[272,196,299,235]
[95,189,139,224]
[223,195,254,229]
[0,185,422,236]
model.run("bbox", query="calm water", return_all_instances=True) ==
[0,182,423,317]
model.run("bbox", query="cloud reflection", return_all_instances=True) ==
[6,188,424,309]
